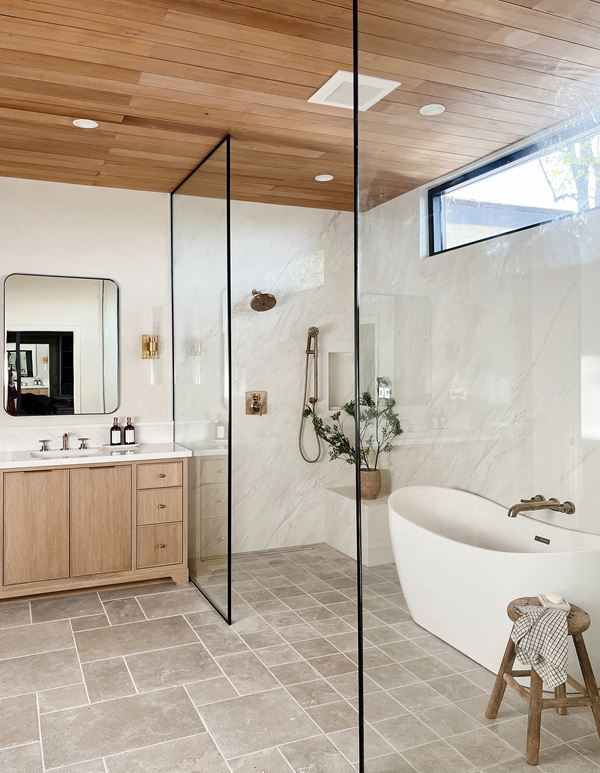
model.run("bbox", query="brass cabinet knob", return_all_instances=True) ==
[156,543,167,549]
[157,473,166,478]
[157,504,167,509]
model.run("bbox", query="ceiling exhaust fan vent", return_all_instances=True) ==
[308,70,400,112]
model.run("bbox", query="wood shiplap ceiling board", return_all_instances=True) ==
[0,0,599,208]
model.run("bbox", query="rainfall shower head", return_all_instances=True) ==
[250,289,277,312]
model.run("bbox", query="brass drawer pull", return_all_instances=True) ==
[217,469,225,474]
[156,543,167,549]
[216,499,225,504]
[157,504,167,509]
[157,473,167,478]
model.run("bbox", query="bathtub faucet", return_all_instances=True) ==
[507,494,576,518]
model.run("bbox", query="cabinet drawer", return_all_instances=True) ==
[201,483,227,518]
[201,517,227,558]
[137,487,182,526]
[201,458,227,485]
[137,523,182,569]
[137,462,182,490]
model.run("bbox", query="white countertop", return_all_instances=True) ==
[180,440,229,457]
[0,442,192,470]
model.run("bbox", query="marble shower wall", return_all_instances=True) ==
[361,188,600,536]
[231,201,355,552]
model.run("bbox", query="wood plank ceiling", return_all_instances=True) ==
[1,0,600,209]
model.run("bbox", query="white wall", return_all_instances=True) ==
[361,187,600,536]
[0,177,172,445]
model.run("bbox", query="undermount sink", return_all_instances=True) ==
[30,448,101,459]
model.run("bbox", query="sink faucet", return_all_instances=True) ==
[62,433,69,451]
[507,494,575,518]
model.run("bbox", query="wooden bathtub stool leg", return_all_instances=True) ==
[486,637,516,720]
[526,669,543,766]
[555,683,568,716]
[573,633,600,736]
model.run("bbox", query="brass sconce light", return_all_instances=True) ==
[142,335,159,360]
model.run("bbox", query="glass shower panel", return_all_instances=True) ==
[172,137,231,622]
[356,3,600,770]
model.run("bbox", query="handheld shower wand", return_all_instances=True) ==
[299,327,322,463]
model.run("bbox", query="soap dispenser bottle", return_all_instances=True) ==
[124,417,136,445]
[110,417,122,446]
[215,415,226,441]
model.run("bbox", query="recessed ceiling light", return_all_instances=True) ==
[315,174,334,182]
[419,104,446,117]
[72,118,99,129]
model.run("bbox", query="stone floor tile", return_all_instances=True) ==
[270,660,321,686]
[403,655,455,680]
[299,606,338,623]
[351,690,408,723]
[293,637,339,659]
[364,753,415,772]
[329,725,387,763]
[538,743,600,772]
[75,616,197,662]
[103,598,145,625]
[306,699,358,733]
[447,728,520,768]
[0,620,73,659]
[366,663,417,690]
[194,624,249,657]
[185,676,238,706]
[260,611,304,628]
[0,693,38,748]
[308,653,356,677]
[278,623,321,643]
[240,629,285,650]
[312,619,355,637]
[217,651,279,695]
[31,594,103,623]
[0,648,81,699]
[38,683,88,713]
[428,673,486,701]
[389,681,449,712]
[455,693,525,726]
[126,643,220,691]
[82,658,135,703]
[99,581,190,602]
[229,748,291,772]
[489,715,561,754]
[327,633,360,653]
[327,671,378,700]
[378,640,427,663]
[255,643,303,667]
[41,686,202,768]
[540,711,596,742]
[373,714,438,752]
[364,627,404,646]
[401,739,476,772]
[417,702,481,738]
[104,733,228,772]
[286,678,341,708]
[0,742,43,772]
[280,734,355,772]
[70,614,110,632]
[198,688,318,758]
[0,601,30,630]
[136,589,209,619]
[50,761,106,772]
[570,734,600,765]
[185,610,223,627]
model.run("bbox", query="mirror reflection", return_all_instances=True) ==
[4,274,119,416]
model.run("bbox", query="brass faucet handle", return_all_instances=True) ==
[563,501,576,514]
[78,438,89,450]
[39,439,50,452]
[520,495,546,503]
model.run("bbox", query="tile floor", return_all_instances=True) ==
[0,543,598,772]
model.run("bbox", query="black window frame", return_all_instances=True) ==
[427,118,600,256]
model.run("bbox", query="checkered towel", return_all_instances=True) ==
[511,605,568,688]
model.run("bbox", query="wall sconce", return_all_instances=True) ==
[142,335,160,360]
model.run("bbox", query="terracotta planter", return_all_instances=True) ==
[360,468,381,500]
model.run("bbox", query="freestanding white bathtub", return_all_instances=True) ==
[388,486,600,680]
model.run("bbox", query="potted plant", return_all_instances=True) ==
[304,377,403,499]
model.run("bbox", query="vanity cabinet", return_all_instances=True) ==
[0,455,188,600]
[199,456,228,559]
[4,469,69,585]
[70,465,132,577]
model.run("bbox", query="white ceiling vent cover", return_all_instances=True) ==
[308,70,401,112]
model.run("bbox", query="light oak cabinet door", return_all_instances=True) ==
[70,466,132,577]
[4,470,69,585]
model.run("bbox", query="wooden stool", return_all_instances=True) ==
[486,597,600,766]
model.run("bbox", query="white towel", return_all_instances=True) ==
[511,605,569,688]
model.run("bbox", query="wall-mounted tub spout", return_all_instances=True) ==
[507,495,576,518]
[299,326,321,463]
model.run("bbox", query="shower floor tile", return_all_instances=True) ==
[0,544,595,772]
